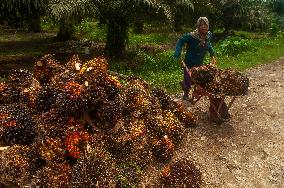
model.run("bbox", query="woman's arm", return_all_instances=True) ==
[174,33,190,59]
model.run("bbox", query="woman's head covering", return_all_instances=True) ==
[197,17,209,27]
[190,17,210,46]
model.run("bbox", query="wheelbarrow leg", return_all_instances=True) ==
[209,96,230,123]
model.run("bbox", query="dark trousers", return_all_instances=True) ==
[182,67,191,90]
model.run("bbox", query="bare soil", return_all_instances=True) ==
[142,57,284,187]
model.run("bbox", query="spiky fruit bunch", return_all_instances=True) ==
[86,84,108,106]
[29,162,71,187]
[191,65,218,87]
[0,104,36,145]
[143,113,165,138]
[159,159,202,188]
[80,56,108,73]
[0,145,38,186]
[221,69,249,96]
[152,135,175,163]
[65,54,82,72]
[0,70,33,104]
[160,110,184,143]
[64,129,90,159]
[104,78,121,100]
[118,113,151,168]
[205,81,222,95]
[8,69,33,88]
[36,108,68,138]
[70,148,117,188]
[79,56,109,86]
[33,54,64,85]
[106,74,122,89]
[151,88,172,110]
[19,86,38,108]
[0,82,20,104]
[35,137,66,162]
[33,84,58,113]
[56,81,90,115]
[120,81,151,114]
[88,99,122,130]
[171,101,198,127]
[51,70,81,88]
[107,121,134,158]
[129,118,146,140]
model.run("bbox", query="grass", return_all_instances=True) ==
[216,33,284,70]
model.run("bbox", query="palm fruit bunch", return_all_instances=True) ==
[151,135,175,163]
[0,145,44,187]
[190,65,249,96]
[191,65,218,87]
[33,84,58,113]
[0,69,33,104]
[65,54,82,72]
[79,56,109,85]
[160,110,185,143]
[106,118,135,159]
[88,99,122,130]
[62,117,90,160]
[35,137,66,162]
[151,88,197,127]
[121,86,151,114]
[29,162,72,187]
[159,158,202,188]
[70,147,117,188]
[36,108,68,138]
[151,87,172,110]
[0,104,36,145]
[56,80,91,115]
[0,54,200,187]
[64,129,90,159]
[121,113,151,169]
[220,69,249,96]
[191,65,224,95]
[33,54,64,85]
[171,101,198,127]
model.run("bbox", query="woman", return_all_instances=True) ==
[174,17,216,100]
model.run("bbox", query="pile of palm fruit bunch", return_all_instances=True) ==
[0,54,199,187]
[190,64,249,96]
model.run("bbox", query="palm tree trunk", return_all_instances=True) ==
[105,17,128,58]
[173,11,183,32]
[133,19,144,34]
[27,11,41,32]
[57,19,74,41]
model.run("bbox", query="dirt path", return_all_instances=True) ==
[142,57,284,187]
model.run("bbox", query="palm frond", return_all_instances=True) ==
[1,0,45,12]
[47,0,96,20]
[176,0,194,9]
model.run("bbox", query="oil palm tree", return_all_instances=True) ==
[0,0,46,32]
[46,0,193,57]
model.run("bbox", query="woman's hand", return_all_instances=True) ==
[210,56,217,65]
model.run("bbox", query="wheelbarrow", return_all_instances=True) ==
[181,61,237,123]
